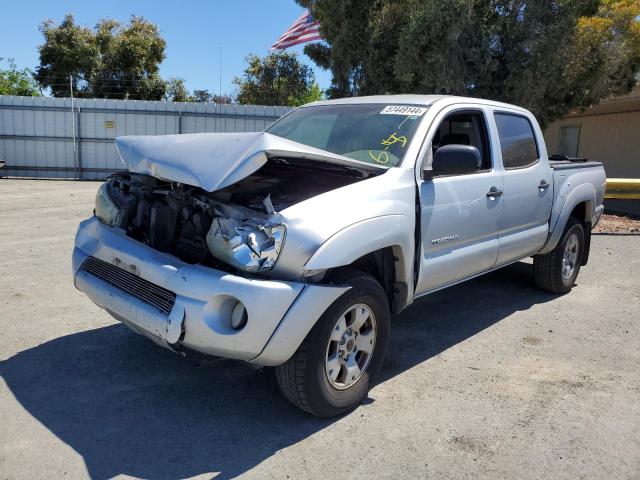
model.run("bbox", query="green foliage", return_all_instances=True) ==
[192,89,213,102]
[211,93,234,104]
[300,0,373,97]
[234,52,322,106]
[0,58,40,96]
[35,14,167,100]
[298,0,640,125]
[192,89,233,103]
[164,78,189,102]
[290,82,324,106]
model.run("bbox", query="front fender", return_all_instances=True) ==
[304,214,413,282]
[539,183,595,254]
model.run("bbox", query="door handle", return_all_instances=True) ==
[486,187,503,198]
[538,180,550,190]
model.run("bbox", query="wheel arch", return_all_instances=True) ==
[539,184,595,255]
[568,202,592,266]
[324,245,408,314]
[303,215,414,313]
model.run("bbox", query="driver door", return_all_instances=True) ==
[415,107,504,295]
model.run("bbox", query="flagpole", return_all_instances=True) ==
[219,46,222,101]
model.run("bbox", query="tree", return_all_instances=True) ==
[192,89,213,102]
[234,52,323,106]
[299,0,373,98]
[35,14,167,100]
[298,0,640,125]
[290,82,324,106]
[212,93,234,104]
[164,78,190,102]
[0,59,41,96]
[34,15,97,97]
[192,89,234,103]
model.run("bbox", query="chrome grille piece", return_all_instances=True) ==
[79,256,176,314]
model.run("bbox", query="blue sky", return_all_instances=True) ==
[2,0,332,96]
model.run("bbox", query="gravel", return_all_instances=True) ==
[594,213,640,234]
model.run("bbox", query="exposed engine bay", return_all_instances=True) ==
[95,158,376,274]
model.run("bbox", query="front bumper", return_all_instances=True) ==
[73,217,347,365]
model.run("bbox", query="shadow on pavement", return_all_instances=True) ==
[1,261,555,479]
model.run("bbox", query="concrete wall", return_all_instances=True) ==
[0,95,292,179]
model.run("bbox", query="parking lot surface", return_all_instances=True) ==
[1,179,639,479]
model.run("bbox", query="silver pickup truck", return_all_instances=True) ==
[73,95,606,417]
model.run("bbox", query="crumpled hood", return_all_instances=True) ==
[115,132,382,192]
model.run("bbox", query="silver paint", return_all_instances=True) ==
[74,94,606,365]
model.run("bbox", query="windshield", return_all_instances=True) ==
[266,104,428,167]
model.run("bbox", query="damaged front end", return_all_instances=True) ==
[205,197,286,272]
[94,156,375,275]
[74,132,395,366]
[95,172,286,273]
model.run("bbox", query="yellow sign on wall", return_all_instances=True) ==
[104,120,116,129]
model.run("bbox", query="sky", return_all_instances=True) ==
[1,0,332,96]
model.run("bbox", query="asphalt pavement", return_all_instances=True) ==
[1,179,638,479]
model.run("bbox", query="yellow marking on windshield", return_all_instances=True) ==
[368,150,390,164]
[381,132,408,148]
[370,116,415,165]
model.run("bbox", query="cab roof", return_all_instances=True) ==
[306,94,532,115]
[309,94,447,107]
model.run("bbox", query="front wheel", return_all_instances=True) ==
[275,270,390,417]
[533,216,585,294]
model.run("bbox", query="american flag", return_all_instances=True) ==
[271,11,322,51]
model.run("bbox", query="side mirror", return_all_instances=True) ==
[426,144,482,177]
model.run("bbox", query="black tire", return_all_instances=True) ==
[533,216,585,294]
[275,269,390,417]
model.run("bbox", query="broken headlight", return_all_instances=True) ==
[206,218,286,272]
[94,179,136,228]
[94,182,124,227]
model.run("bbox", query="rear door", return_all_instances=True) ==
[491,111,553,264]
[415,106,504,294]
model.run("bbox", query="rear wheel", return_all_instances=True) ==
[533,216,585,294]
[275,270,390,417]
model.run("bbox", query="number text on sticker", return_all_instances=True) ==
[380,105,428,116]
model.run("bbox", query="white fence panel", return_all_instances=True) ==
[0,95,291,179]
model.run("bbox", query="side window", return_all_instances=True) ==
[431,111,491,170]
[494,113,539,169]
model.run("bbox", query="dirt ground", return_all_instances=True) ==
[1,179,639,480]
[594,213,640,234]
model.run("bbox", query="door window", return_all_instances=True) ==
[494,113,539,169]
[431,111,492,170]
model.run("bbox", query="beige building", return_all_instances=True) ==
[544,85,640,179]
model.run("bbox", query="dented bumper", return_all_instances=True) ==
[73,216,347,365]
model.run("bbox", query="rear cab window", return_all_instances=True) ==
[494,113,539,169]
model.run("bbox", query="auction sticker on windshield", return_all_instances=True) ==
[380,105,428,116]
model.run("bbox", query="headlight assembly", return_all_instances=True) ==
[94,179,137,228]
[206,217,286,272]
[95,182,124,227]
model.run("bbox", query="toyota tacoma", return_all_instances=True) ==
[73,95,606,417]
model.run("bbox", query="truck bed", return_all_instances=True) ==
[549,155,603,171]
